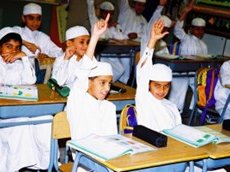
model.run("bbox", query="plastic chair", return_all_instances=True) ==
[218,93,230,123]
[48,111,73,172]
[119,104,138,134]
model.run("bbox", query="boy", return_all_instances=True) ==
[214,60,230,120]
[174,0,207,55]
[14,3,63,61]
[0,27,39,172]
[52,25,90,87]
[66,15,117,171]
[0,27,36,84]
[136,20,182,132]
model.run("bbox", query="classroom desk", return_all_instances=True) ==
[154,56,230,73]
[200,124,230,159]
[72,135,208,172]
[0,83,135,127]
[0,84,66,127]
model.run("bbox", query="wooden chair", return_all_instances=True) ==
[48,111,73,172]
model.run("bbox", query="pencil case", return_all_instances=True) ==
[133,125,167,148]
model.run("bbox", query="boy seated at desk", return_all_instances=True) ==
[52,25,91,88]
[214,60,230,120]
[135,19,187,172]
[66,15,118,171]
[0,28,50,171]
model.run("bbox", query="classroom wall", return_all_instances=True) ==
[0,1,52,34]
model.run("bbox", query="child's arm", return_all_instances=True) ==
[86,14,110,59]
[23,40,40,54]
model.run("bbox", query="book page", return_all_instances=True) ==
[67,134,155,161]
[163,124,217,148]
[195,126,230,144]
[0,85,38,101]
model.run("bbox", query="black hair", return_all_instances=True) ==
[0,32,23,47]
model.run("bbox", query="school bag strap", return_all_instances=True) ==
[119,104,138,135]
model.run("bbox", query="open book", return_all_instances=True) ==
[67,134,156,161]
[0,85,38,101]
[162,124,230,148]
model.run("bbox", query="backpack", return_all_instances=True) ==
[196,67,220,124]
[119,104,138,134]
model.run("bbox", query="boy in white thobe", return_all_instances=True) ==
[66,15,117,172]
[0,28,48,172]
[14,3,63,61]
[52,26,90,88]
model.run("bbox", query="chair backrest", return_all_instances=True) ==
[119,104,138,134]
[52,111,71,139]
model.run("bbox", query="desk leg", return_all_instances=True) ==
[189,161,194,172]
[202,159,207,172]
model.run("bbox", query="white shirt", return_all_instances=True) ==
[214,60,230,119]
[135,47,182,132]
[0,55,36,85]
[52,54,83,88]
[87,0,127,40]
[118,0,147,41]
[174,21,208,55]
[14,26,63,58]
[66,55,118,140]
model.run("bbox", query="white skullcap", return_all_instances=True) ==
[133,0,146,3]
[65,26,89,41]
[23,3,42,15]
[100,1,115,11]
[160,15,172,28]
[148,64,172,82]
[89,62,113,77]
[0,27,18,40]
[191,18,206,27]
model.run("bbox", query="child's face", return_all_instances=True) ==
[22,14,42,31]
[67,35,90,57]
[191,26,205,39]
[149,81,171,100]
[133,2,145,15]
[0,39,21,59]
[88,75,113,100]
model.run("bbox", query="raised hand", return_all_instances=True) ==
[64,46,76,60]
[92,13,110,37]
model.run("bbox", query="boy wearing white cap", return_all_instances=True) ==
[0,27,36,85]
[66,15,117,171]
[136,19,182,132]
[135,19,186,172]
[52,25,91,88]
[14,3,63,63]
[0,27,37,172]
[174,1,207,55]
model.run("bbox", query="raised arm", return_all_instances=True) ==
[86,14,110,59]
[87,0,98,30]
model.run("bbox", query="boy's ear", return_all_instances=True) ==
[66,40,73,47]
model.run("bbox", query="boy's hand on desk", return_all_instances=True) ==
[23,40,41,54]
